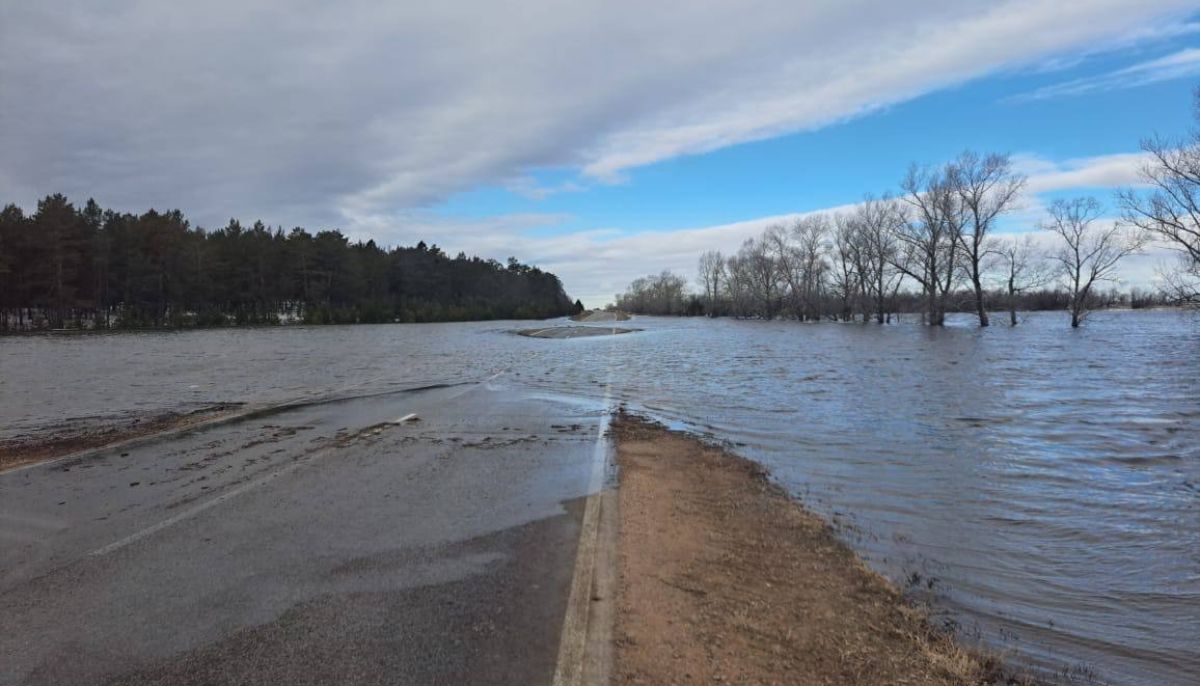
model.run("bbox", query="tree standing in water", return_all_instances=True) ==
[951,151,1026,327]
[1117,91,1200,305]
[894,164,963,326]
[992,234,1049,326]
[853,195,904,324]
[696,250,725,317]
[1045,197,1145,328]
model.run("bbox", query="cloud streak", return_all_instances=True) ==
[1012,47,1200,101]
[1,0,1195,233]
[1017,152,1152,193]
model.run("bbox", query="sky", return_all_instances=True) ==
[2,1,1200,305]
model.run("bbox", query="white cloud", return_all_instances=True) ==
[355,210,809,305]
[1016,151,1152,194]
[1027,22,1200,74]
[992,151,1153,231]
[1012,47,1200,101]
[519,151,1161,303]
[503,177,587,201]
[991,226,1181,289]
[390,199,1167,306]
[1,1,1196,232]
[2,1,1195,303]
[578,4,1200,180]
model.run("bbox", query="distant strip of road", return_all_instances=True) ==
[518,325,638,339]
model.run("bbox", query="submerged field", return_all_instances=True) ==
[2,310,1196,685]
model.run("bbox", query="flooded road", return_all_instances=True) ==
[2,310,1197,684]
[1,380,606,685]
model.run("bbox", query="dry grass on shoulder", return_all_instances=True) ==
[611,413,1027,685]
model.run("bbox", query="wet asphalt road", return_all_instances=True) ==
[0,379,605,685]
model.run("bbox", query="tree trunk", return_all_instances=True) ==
[1008,280,1018,326]
[973,274,989,327]
[930,291,945,326]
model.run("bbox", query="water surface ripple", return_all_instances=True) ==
[2,310,1197,684]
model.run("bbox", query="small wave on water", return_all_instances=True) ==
[1,310,1197,684]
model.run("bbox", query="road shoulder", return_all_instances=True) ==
[610,412,1020,685]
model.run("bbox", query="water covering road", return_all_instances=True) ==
[2,310,1198,684]
[1,379,609,685]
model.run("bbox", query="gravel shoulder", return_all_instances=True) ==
[610,413,1023,685]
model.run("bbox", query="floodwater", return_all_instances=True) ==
[2,310,1197,685]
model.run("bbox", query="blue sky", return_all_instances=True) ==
[424,29,1200,302]
[3,2,1200,303]
[439,43,1197,233]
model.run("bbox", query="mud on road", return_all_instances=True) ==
[0,403,242,473]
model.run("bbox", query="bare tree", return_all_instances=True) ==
[853,195,904,324]
[762,223,803,318]
[758,217,831,321]
[615,270,689,315]
[1117,106,1200,304]
[723,253,755,318]
[741,234,784,319]
[894,164,963,325]
[1045,197,1146,327]
[791,216,829,321]
[991,234,1049,326]
[952,151,1026,326]
[696,250,725,316]
[830,214,864,321]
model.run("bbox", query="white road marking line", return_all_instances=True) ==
[551,411,610,686]
[88,459,305,558]
[552,340,615,686]
[391,413,419,424]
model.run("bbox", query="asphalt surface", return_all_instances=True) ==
[517,326,637,339]
[569,311,630,323]
[0,379,606,685]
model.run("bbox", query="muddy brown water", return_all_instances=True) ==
[2,310,1197,685]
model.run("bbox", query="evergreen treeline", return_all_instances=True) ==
[0,194,573,331]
